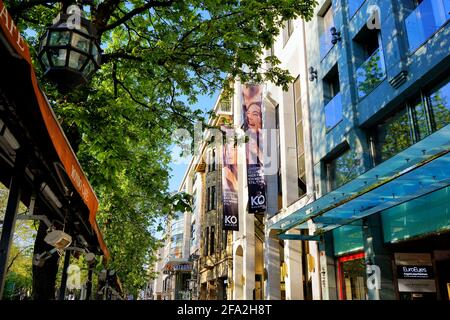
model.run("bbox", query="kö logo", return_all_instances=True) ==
[225,215,238,225]
[250,195,265,207]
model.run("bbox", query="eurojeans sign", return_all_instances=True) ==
[242,84,266,214]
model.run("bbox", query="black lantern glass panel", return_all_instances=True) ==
[38,7,101,91]
[49,48,67,67]
[69,50,88,69]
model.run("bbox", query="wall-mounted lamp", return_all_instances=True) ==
[309,66,317,82]
[330,27,341,45]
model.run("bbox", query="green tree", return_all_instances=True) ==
[4,0,318,297]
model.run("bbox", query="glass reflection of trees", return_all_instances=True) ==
[330,149,363,191]
[429,81,450,131]
[356,48,386,99]
[375,108,412,163]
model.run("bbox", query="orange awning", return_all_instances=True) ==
[0,1,109,260]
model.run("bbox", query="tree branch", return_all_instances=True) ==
[7,0,59,17]
[6,247,30,274]
[102,51,144,64]
[100,0,174,33]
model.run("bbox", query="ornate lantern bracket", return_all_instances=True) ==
[38,4,101,91]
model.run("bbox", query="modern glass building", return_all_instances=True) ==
[269,0,450,300]
[160,0,450,301]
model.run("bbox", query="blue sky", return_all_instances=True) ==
[168,91,219,192]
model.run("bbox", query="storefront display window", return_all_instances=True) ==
[338,252,367,300]
[382,186,450,243]
[333,223,364,256]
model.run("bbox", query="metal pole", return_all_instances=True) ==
[58,250,71,300]
[85,268,93,300]
[0,152,25,299]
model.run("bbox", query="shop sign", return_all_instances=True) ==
[174,263,193,272]
[397,265,434,279]
[395,253,436,293]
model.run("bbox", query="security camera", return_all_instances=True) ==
[44,230,72,249]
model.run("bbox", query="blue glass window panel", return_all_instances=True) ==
[325,92,343,130]
[356,48,386,99]
[348,0,365,18]
[405,0,450,52]
[382,186,450,243]
[320,31,334,59]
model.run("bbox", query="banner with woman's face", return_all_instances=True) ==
[222,126,239,231]
[242,84,266,214]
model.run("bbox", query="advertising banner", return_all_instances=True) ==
[222,126,239,231]
[242,84,266,213]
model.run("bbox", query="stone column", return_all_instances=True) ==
[264,230,281,300]
[284,229,304,300]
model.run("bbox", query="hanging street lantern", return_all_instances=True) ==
[37,4,101,91]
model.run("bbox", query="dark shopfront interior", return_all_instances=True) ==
[386,232,450,300]
[335,229,450,301]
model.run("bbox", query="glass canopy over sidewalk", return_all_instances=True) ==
[268,124,450,238]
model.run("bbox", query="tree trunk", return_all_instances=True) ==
[32,222,60,300]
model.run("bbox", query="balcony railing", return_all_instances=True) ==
[356,47,386,99]
[348,0,365,18]
[405,0,450,52]
[324,92,343,130]
[319,30,334,59]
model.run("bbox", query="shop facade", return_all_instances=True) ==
[0,0,110,299]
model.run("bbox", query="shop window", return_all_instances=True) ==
[333,223,364,256]
[337,252,367,300]
[381,185,450,243]
[293,77,307,197]
[323,65,342,130]
[326,146,361,192]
